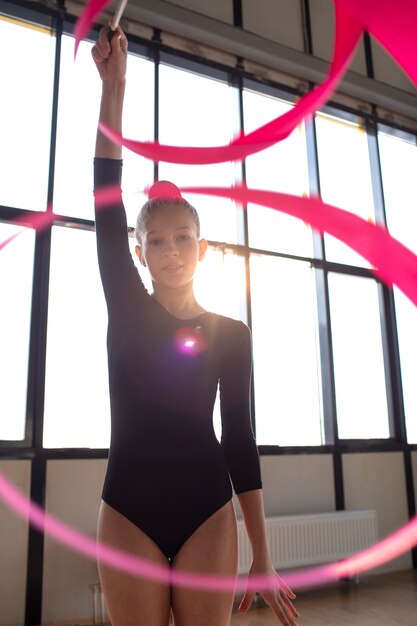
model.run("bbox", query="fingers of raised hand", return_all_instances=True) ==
[91,30,111,64]
[115,26,128,54]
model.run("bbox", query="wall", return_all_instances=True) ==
[154,0,417,98]
[343,452,412,574]
[42,460,107,625]
[0,460,31,626]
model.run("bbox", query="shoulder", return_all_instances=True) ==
[206,312,251,347]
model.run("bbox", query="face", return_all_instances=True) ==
[135,204,207,290]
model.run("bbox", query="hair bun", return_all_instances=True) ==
[148,180,183,199]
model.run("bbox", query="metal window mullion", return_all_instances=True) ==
[239,83,255,407]
[233,0,243,28]
[363,31,375,80]
[236,74,258,439]
[366,118,406,441]
[152,28,161,183]
[301,0,314,56]
[25,6,65,624]
[305,115,337,445]
[306,112,345,508]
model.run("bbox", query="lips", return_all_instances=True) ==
[163,264,183,272]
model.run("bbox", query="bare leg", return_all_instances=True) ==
[170,500,238,626]
[97,500,171,626]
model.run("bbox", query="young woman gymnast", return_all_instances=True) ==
[91,24,299,626]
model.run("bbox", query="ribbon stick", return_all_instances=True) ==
[110,0,128,32]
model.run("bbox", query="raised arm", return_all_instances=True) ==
[92,25,127,158]
[91,27,145,317]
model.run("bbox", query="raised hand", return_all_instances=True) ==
[91,25,128,83]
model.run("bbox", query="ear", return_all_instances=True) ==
[198,238,208,262]
[135,245,147,267]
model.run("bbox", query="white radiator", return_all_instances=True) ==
[237,510,378,574]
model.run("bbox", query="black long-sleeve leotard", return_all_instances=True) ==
[94,157,262,561]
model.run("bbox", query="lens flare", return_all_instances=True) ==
[173,326,207,356]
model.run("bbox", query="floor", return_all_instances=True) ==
[42,570,417,626]
[229,570,417,626]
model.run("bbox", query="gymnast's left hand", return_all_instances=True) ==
[238,559,299,626]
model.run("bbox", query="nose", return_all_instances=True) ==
[163,239,179,256]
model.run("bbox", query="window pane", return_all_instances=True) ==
[158,64,239,244]
[250,255,323,446]
[0,16,54,211]
[394,288,417,443]
[195,248,247,320]
[378,131,417,256]
[0,225,35,440]
[43,226,110,448]
[328,274,389,439]
[243,89,312,257]
[378,131,417,443]
[315,113,375,267]
[53,35,154,225]
[197,248,247,441]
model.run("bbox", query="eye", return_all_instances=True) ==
[148,239,162,246]
[178,235,190,242]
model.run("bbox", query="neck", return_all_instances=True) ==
[151,283,205,319]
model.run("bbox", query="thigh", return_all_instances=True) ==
[170,500,238,626]
[97,500,171,626]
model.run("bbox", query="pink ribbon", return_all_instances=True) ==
[0,472,416,591]
[337,0,417,85]
[98,1,362,163]
[180,185,417,308]
[2,211,55,249]
[75,0,417,162]
[73,0,111,59]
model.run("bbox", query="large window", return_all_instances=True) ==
[0,16,55,212]
[1,7,416,451]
